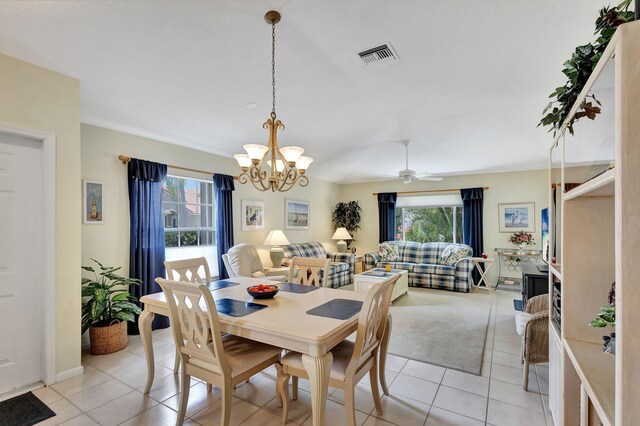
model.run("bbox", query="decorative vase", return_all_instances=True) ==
[517,245,525,255]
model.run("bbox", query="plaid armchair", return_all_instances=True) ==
[280,242,355,288]
[364,241,473,292]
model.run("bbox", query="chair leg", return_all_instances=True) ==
[275,364,290,424]
[523,359,530,391]
[291,376,298,400]
[379,314,392,395]
[221,378,232,426]
[344,381,357,426]
[173,348,180,374]
[177,371,191,425]
[369,354,383,416]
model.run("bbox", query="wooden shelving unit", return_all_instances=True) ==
[547,22,640,426]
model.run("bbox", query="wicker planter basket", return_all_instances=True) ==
[89,320,128,355]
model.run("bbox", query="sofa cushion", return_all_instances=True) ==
[377,242,399,262]
[439,245,472,266]
[413,263,455,276]
[515,311,534,336]
[376,262,414,272]
[329,262,350,274]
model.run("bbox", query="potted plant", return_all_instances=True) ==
[590,304,616,354]
[81,259,142,355]
[332,201,362,251]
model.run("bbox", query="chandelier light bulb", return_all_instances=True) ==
[267,159,286,172]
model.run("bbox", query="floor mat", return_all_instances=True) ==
[0,391,56,426]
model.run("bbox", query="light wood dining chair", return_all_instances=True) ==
[165,257,211,284]
[156,278,282,426]
[287,257,330,287]
[275,275,398,426]
[164,257,212,375]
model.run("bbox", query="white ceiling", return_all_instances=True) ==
[0,0,607,183]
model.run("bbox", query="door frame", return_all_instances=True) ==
[0,123,56,386]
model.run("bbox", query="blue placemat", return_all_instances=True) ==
[206,280,239,291]
[278,282,319,293]
[215,298,267,317]
[306,299,363,320]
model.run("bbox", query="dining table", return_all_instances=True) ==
[138,276,368,426]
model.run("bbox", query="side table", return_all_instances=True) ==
[471,257,495,293]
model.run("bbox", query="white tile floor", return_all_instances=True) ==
[33,287,552,425]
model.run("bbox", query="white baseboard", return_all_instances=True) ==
[55,365,84,383]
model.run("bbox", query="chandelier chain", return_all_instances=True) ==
[271,21,276,120]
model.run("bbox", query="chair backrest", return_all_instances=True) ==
[156,278,229,375]
[288,256,330,287]
[165,257,211,284]
[225,244,265,277]
[346,275,397,374]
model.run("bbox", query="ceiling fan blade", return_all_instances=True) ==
[417,176,444,181]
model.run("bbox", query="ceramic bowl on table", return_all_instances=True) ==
[247,284,279,299]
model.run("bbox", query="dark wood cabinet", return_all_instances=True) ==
[521,263,549,306]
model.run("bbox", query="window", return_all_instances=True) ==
[395,195,463,243]
[163,176,217,274]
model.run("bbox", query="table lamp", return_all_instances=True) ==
[263,229,290,267]
[332,227,352,253]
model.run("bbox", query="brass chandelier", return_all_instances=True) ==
[234,10,313,192]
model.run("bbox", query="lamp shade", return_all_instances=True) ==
[243,144,269,160]
[296,156,313,170]
[280,146,305,163]
[264,229,290,246]
[234,154,252,168]
[267,159,285,172]
[331,227,352,240]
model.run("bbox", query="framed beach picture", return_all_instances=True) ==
[285,199,310,230]
[241,199,265,231]
[83,180,104,224]
[499,202,535,233]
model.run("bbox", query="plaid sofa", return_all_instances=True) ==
[280,242,355,288]
[364,241,474,292]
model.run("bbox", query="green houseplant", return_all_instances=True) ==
[332,201,362,250]
[590,304,616,354]
[81,259,142,354]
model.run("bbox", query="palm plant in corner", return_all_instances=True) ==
[81,259,142,355]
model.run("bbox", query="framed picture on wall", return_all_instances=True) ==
[83,180,104,224]
[499,202,535,233]
[241,199,265,231]
[285,199,310,230]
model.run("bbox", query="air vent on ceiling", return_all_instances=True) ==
[358,43,399,65]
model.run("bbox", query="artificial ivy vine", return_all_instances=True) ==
[539,0,635,136]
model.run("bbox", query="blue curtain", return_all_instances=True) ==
[460,187,484,284]
[377,192,397,243]
[128,158,168,334]
[213,174,235,279]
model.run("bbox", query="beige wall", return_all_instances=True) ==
[0,54,81,375]
[81,124,341,275]
[339,169,549,283]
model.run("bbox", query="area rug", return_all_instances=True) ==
[387,288,492,375]
[0,391,56,426]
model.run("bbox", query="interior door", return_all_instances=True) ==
[0,132,44,395]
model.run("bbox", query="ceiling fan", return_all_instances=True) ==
[389,140,443,184]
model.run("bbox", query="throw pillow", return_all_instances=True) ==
[378,242,399,262]
[439,245,471,266]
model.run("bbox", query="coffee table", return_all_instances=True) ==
[354,268,409,302]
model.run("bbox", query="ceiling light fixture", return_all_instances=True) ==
[234,10,313,192]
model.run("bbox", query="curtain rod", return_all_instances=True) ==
[118,155,238,180]
[372,187,489,196]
